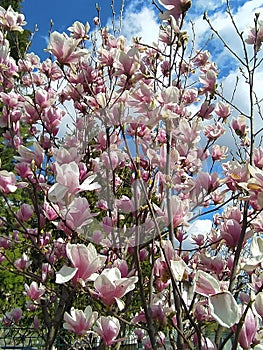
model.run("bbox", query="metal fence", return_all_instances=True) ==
[0,327,141,350]
[0,327,44,349]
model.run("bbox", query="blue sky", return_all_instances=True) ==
[22,0,124,59]
[22,0,261,61]
[20,0,263,240]
[21,0,263,136]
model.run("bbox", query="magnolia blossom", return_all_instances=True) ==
[237,307,257,349]
[158,0,192,20]
[68,21,90,40]
[24,282,45,302]
[199,69,217,94]
[245,20,263,51]
[231,115,247,138]
[243,165,263,209]
[212,145,228,161]
[48,161,101,203]
[16,203,33,222]
[56,243,106,286]
[198,101,215,119]
[220,219,242,248]
[63,306,98,336]
[169,195,189,228]
[254,147,263,169]
[0,170,17,193]
[254,292,263,318]
[204,123,225,140]
[47,31,88,64]
[94,316,120,346]
[2,308,22,326]
[94,267,138,310]
[194,270,220,297]
[14,142,44,167]
[14,253,31,271]
[113,48,140,77]
[0,6,26,32]
[215,101,231,120]
[60,197,95,232]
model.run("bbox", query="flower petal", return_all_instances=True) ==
[208,291,240,328]
[56,266,78,284]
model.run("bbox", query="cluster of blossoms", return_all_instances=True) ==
[0,1,263,350]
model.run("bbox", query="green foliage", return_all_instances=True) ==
[0,0,31,322]
[0,0,31,60]
[0,0,21,11]
[0,269,25,311]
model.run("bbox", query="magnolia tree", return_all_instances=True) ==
[0,0,263,349]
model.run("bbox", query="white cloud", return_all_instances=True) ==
[174,219,213,249]
[121,6,159,44]
[190,0,263,64]
[191,0,225,12]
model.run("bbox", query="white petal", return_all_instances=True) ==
[170,259,187,281]
[56,266,78,284]
[209,291,240,328]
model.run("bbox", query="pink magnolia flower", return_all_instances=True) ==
[212,145,228,161]
[41,263,52,282]
[254,147,263,169]
[245,20,263,51]
[231,115,247,138]
[48,161,101,203]
[34,88,55,109]
[245,165,263,208]
[40,58,63,80]
[177,118,202,145]
[16,203,33,222]
[113,48,140,77]
[18,52,40,72]
[0,91,24,108]
[56,243,106,286]
[68,21,90,40]
[204,123,225,140]
[43,201,59,221]
[237,308,257,349]
[0,170,17,193]
[169,195,189,228]
[24,281,45,302]
[33,315,39,330]
[47,31,88,64]
[198,101,215,120]
[194,300,213,322]
[158,0,192,21]
[115,195,136,213]
[154,258,170,291]
[254,292,263,318]
[0,6,26,32]
[193,50,210,67]
[14,253,31,271]
[220,219,242,248]
[94,316,120,346]
[222,160,249,191]
[94,267,138,310]
[112,259,129,277]
[63,306,98,336]
[60,197,96,232]
[14,142,44,167]
[194,270,220,297]
[52,147,80,165]
[215,101,231,120]
[2,308,22,326]
[199,69,217,94]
